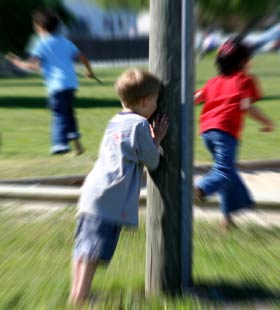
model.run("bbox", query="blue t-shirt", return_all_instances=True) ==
[31,34,79,94]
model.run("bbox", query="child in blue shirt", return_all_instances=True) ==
[7,8,97,155]
[68,68,169,305]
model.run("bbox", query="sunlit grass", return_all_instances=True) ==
[0,206,279,309]
[0,55,280,179]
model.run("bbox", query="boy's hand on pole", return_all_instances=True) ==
[152,113,169,147]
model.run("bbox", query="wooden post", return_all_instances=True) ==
[145,0,194,295]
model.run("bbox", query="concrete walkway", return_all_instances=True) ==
[1,168,280,206]
[0,161,280,227]
[194,168,280,208]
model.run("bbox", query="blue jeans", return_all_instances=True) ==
[196,130,254,215]
[48,89,80,154]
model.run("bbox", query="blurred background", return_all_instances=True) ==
[2,0,280,71]
[0,1,279,309]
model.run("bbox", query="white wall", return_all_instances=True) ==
[63,0,138,38]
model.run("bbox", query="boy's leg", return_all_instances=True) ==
[73,139,84,155]
[69,257,98,304]
[221,213,237,231]
[65,90,84,155]
[49,91,70,154]
[219,170,255,230]
[219,171,255,214]
[70,214,122,305]
[75,259,98,302]
[196,130,236,197]
[69,258,82,303]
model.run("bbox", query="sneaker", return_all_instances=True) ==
[50,149,70,155]
[193,186,206,206]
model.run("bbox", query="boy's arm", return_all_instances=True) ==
[248,74,263,101]
[247,105,274,132]
[77,53,95,78]
[5,53,40,72]
[136,115,169,171]
[194,89,204,105]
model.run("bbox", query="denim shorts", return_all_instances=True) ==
[73,214,122,263]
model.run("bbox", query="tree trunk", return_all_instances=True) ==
[145,0,194,295]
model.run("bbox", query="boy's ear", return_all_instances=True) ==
[140,97,148,107]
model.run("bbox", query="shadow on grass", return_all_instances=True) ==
[0,97,120,109]
[0,82,44,88]
[4,291,24,309]
[263,95,280,101]
[85,280,280,308]
[79,80,114,87]
[253,71,280,78]
[193,280,280,304]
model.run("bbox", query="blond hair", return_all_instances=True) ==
[115,68,162,107]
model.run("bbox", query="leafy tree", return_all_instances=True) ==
[94,0,149,11]
[93,0,280,32]
[196,0,280,32]
[93,0,149,38]
[0,0,72,53]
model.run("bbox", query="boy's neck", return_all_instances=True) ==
[122,106,133,113]
[121,101,148,119]
[34,24,50,37]
[39,30,52,37]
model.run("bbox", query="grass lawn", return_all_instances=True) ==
[0,207,279,309]
[0,54,280,179]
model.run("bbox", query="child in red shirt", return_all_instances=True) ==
[194,38,274,230]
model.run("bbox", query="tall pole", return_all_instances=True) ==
[146,0,195,295]
[181,0,194,290]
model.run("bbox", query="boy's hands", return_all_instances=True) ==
[5,52,21,66]
[78,53,103,84]
[86,72,103,84]
[150,114,169,147]
[247,106,275,133]
[260,120,275,132]
[5,52,40,72]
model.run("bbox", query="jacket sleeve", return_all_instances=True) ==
[134,121,160,171]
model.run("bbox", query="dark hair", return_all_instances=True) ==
[216,38,252,76]
[32,8,60,33]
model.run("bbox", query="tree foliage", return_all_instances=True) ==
[0,0,72,53]
[196,0,280,31]
[94,0,149,11]
[92,0,280,32]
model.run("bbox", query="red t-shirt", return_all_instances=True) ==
[195,72,262,139]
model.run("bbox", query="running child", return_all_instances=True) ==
[194,38,274,230]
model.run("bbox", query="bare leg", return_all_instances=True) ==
[73,139,84,156]
[68,257,98,305]
[221,214,237,231]
[193,186,206,206]
[68,258,83,304]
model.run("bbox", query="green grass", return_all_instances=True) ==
[0,206,279,309]
[0,67,124,179]
[0,54,280,179]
